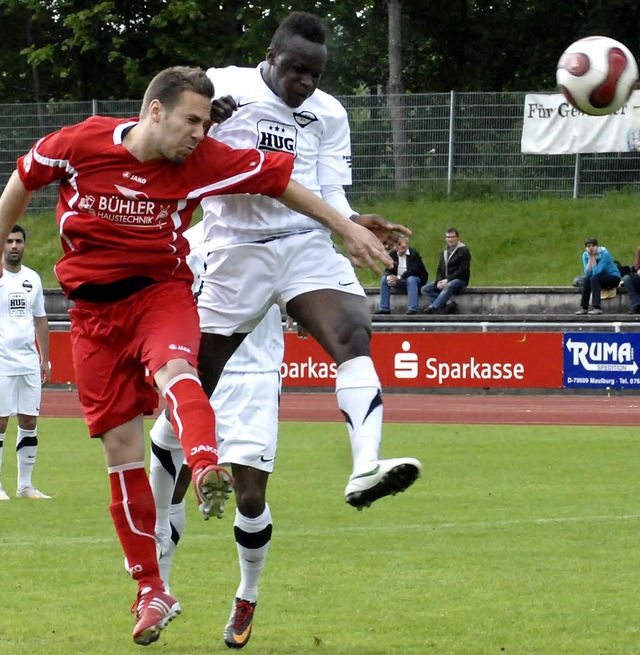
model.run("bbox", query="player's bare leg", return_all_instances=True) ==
[286,289,421,509]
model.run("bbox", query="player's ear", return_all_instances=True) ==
[265,47,277,65]
[148,99,162,123]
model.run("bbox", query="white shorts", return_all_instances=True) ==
[211,370,280,473]
[0,373,41,417]
[198,230,365,335]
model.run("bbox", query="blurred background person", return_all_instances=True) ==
[421,227,471,315]
[376,235,428,315]
[0,224,51,500]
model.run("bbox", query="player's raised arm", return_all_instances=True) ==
[278,179,393,274]
[0,171,34,278]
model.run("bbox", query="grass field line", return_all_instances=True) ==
[2,511,640,548]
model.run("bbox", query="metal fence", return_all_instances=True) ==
[2,92,640,212]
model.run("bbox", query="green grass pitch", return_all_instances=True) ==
[0,418,639,654]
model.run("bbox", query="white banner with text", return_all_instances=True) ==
[521,91,640,154]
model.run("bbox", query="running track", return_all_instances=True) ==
[41,389,640,427]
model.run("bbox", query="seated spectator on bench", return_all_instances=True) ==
[376,236,428,315]
[575,237,620,315]
[622,246,640,314]
[421,227,471,315]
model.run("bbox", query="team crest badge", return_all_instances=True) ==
[293,111,318,128]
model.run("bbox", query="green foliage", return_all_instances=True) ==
[2,0,640,100]
[25,192,640,290]
[2,417,640,654]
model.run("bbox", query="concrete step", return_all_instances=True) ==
[43,286,634,322]
[365,285,630,315]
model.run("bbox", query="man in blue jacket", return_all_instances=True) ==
[575,237,621,315]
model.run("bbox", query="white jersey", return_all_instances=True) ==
[184,222,284,373]
[203,64,353,247]
[0,265,46,375]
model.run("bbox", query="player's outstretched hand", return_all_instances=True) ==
[352,214,412,248]
[341,221,394,275]
[210,95,238,124]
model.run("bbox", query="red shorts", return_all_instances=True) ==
[69,281,200,437]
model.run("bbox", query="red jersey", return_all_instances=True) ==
[17,116,293,297]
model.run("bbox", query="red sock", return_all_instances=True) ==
[108,464,163,590]
[163,373,218,471]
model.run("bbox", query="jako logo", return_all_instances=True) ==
[168,344,191,353]
[123,171,147,184]
[190,445,218,456]
[566,338,638,372]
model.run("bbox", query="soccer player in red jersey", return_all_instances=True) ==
[0,66,392,646]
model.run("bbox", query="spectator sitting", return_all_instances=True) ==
[421,227,471,314]
[622,246,640,314]
[375,235,428,315]
[575,237,621,315]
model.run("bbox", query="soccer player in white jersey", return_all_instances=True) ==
[150,14,421,649]
[194,11,421,647]
[0,225,51,501]
[150,221,283,648]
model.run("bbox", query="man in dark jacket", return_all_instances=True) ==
[376,236,428,315]
[421,227,471,314]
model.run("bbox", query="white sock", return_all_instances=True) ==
[158,499,186,593]
[0,432,5,488]
[149,412,185,552]
[16,427,38,490]
[235,504,273,603]
[335,356,383,473]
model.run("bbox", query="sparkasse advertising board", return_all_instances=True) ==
[282,332,563,388]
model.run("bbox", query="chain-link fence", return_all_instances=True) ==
[2,92,639,212]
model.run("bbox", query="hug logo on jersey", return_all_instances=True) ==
[257,121,297,154]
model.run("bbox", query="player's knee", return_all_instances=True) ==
[17,415,37,430]
[234,486,266,518]
[338,319,371,356]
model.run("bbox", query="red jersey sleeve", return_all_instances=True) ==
[189,139,294,200]
[17,126,77,191]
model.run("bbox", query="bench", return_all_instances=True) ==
[365,285,633,317]
[44,286,638,328]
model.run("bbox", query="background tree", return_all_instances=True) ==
[387,0,409,189]
[0,0,639,100]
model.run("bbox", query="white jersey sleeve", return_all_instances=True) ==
[0,265,46,375]
[202,64,353,247]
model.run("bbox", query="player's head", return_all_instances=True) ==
[263,12,328,108]
[3,224,26,268]
[141,66,214,116]
[140,67,214,164]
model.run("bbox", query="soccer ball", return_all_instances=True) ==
[556,36,639,115]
